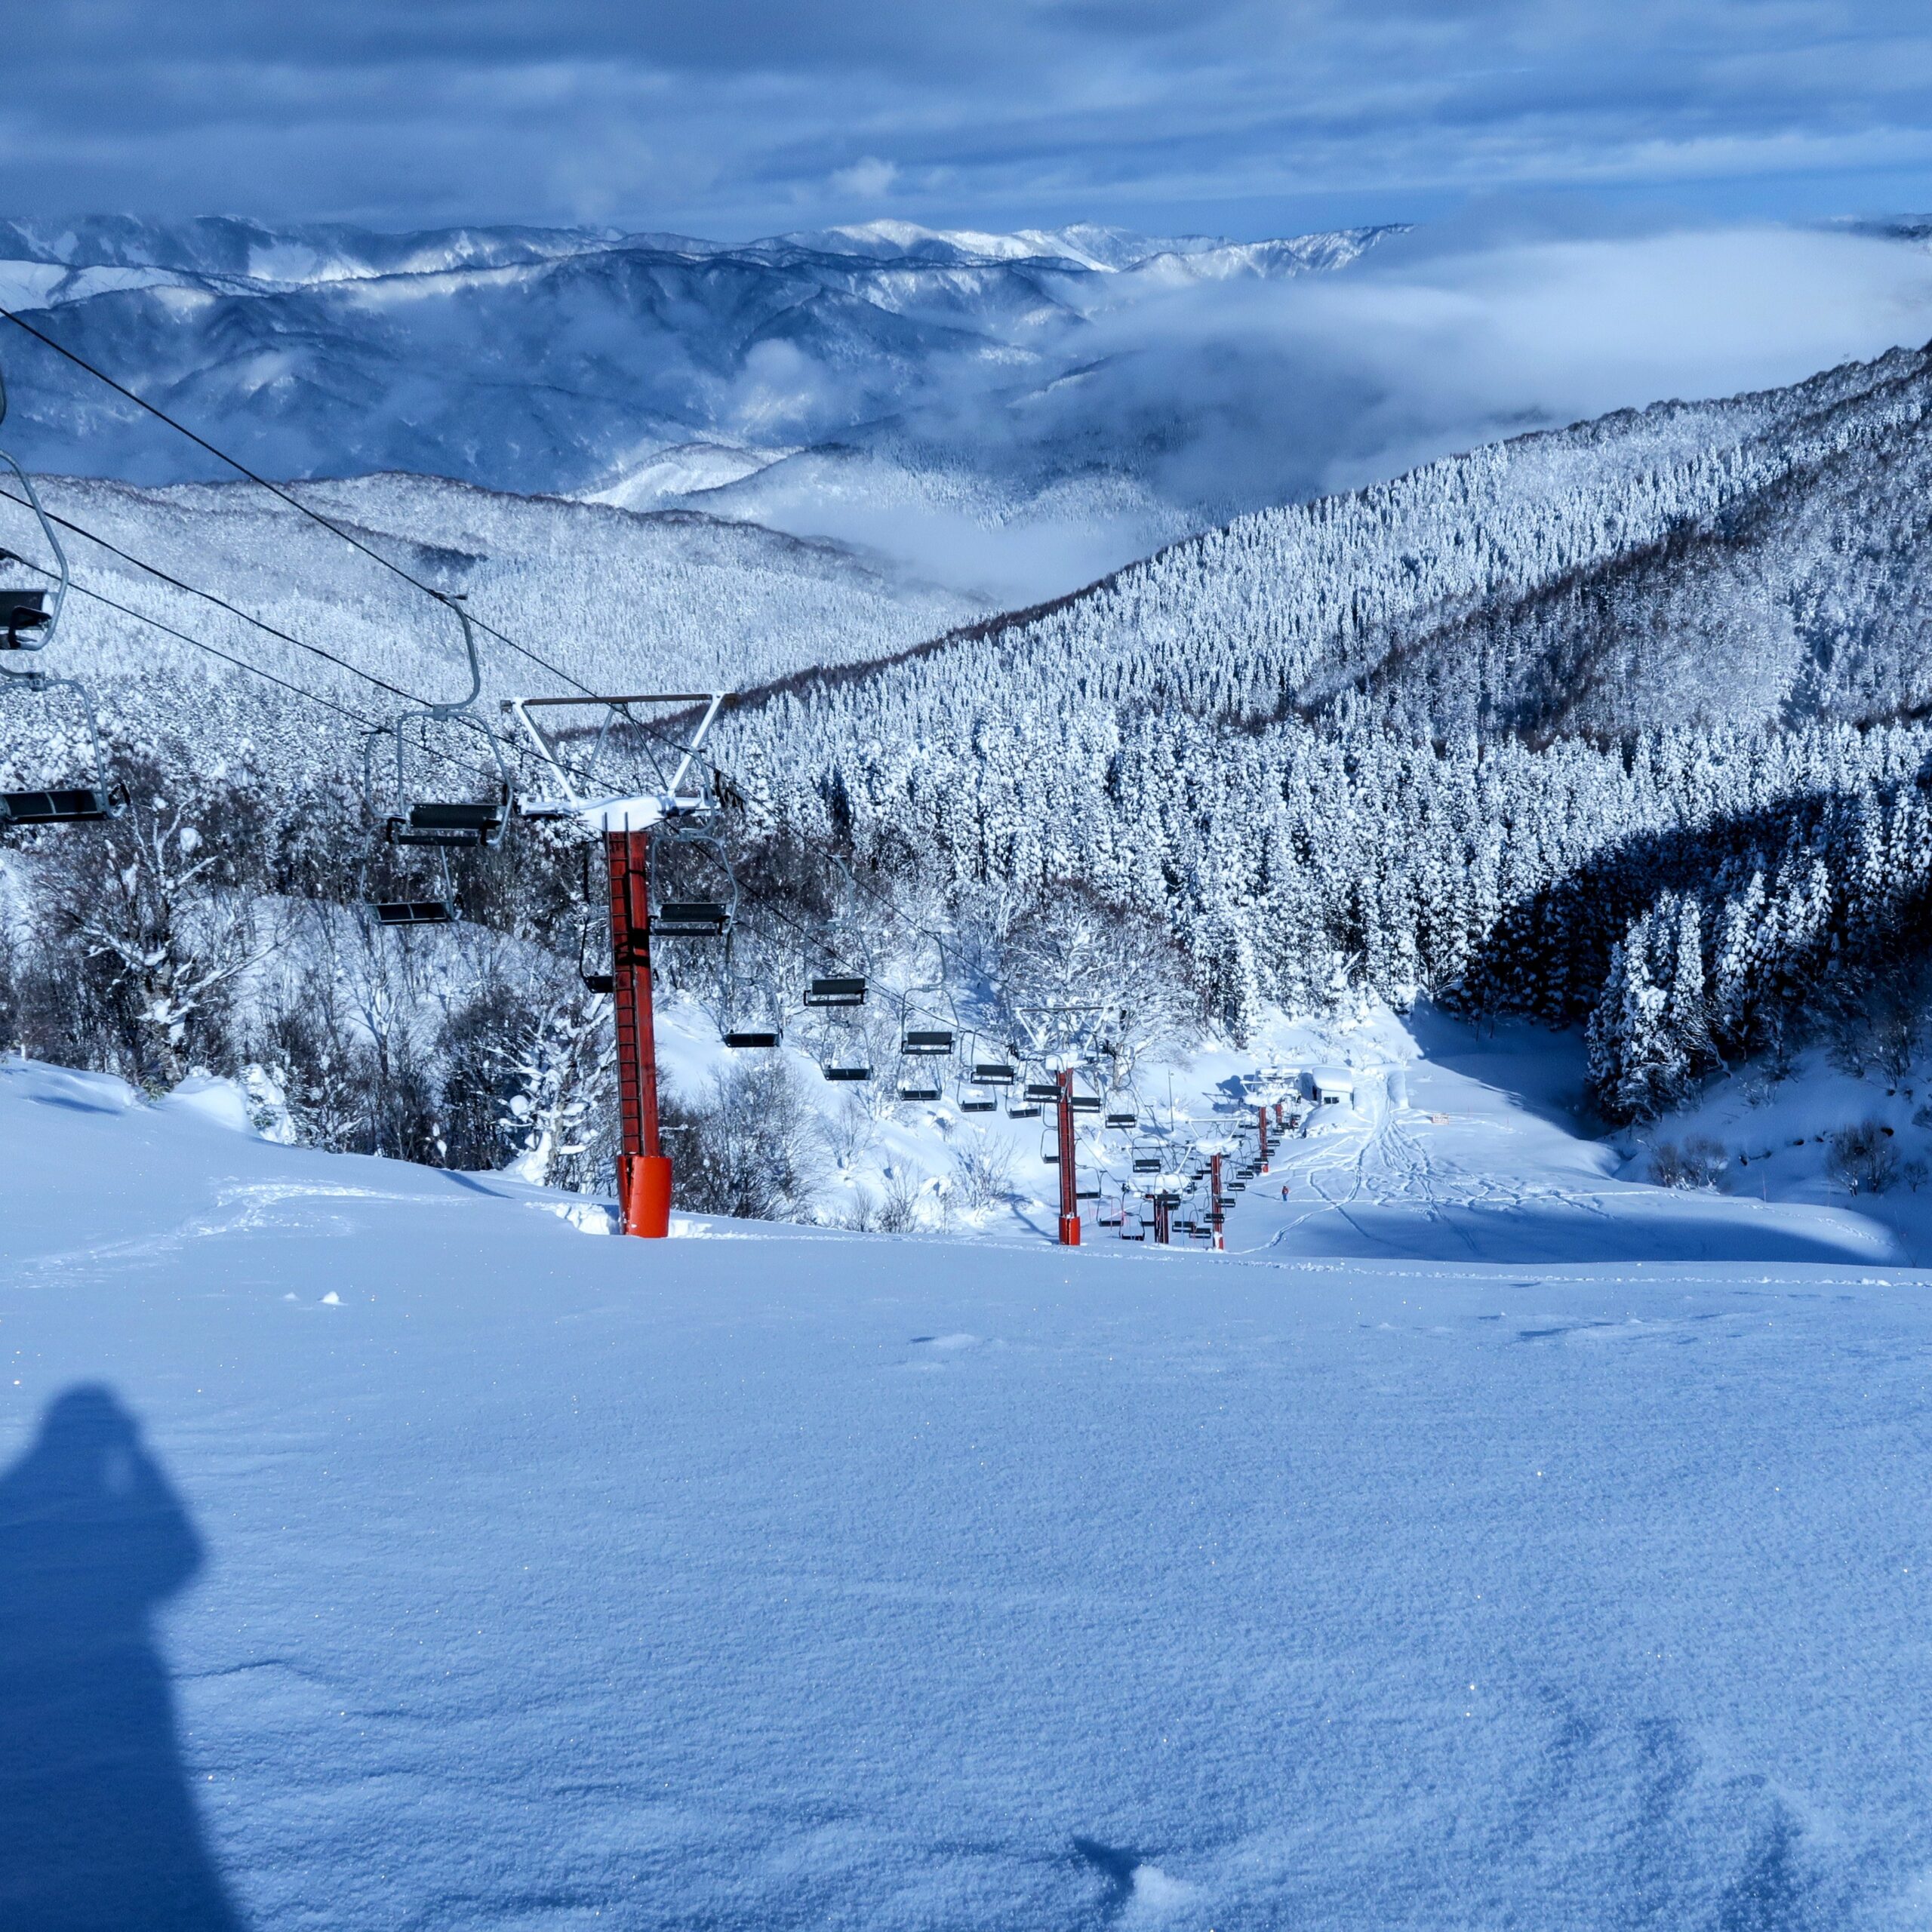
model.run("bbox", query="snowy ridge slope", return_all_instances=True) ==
[5,1051,1932,1928]
[0,471,978,787]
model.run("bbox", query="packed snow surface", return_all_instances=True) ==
[4,1052,1931,1928]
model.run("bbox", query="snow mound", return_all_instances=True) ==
[3,1053,1931,1926]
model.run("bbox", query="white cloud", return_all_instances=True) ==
[829,156,900,199]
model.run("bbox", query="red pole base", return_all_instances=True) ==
[1058,1214,1081,1247]
[620,1154,673,1238]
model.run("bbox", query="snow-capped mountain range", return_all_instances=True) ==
[0,215,1395,601]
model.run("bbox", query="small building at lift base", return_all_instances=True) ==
[1308,1068,1356,1108]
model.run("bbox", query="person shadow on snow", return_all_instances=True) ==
[0,1383,244,1930]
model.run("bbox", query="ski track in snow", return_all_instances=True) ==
[3,1051,1932,1928]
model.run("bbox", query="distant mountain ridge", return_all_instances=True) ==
[0,214,1400,601]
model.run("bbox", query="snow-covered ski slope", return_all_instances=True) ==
[7,1050,1932,1928]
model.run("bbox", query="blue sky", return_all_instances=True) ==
[5,1,1932,238]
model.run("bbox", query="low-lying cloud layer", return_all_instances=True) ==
[746,218,1932,602]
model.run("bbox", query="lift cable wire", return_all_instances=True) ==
[2,304,628,715]
[0,318,1069,1054]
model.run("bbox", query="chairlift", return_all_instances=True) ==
[972,1060,1016,1086]
[1104,1104,1138,1129]
[959,1084,997,1114]
[651,826,737,938]
[1023,1078,1060,1103]
[368,843,459,928]
[1007,1097,1041,1119]
[1075,1178,1100,1201]
[364,595,509,924]
[369,598,512,849]
[1132,1153,1162,1175]
[1041,1127,1060,1164]
[900,1028,955,1057]
[898,1069,944,1103]
[0,451,122,826]
[715,930,782,1046]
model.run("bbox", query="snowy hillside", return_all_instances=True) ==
[7,1051,1932,1928]
[0,470,977,783]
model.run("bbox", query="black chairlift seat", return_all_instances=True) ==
[1131,1155,1162,1174]
[898,1075,944,1102]
[1023,1079,1060,1103]
[1075,1180,1100,1200]
[1007,1100,1041,1118]
[1069,1092,1103,1115]
[804,976,866,1008]
[959,1092,997,1113]
[1229,1179,1247,1193]
[0,590,49,648]
[388,799,506,848]
[1104,1109,1137,1128]
[582,971,616,994]
[823,1063,872,1083]
[972,1061,1015,1085]
[1,786,116,825]
[653,900,730,938]
[374,899,456,927]
[900,1029,955,1057]
[724,1029,782,1049]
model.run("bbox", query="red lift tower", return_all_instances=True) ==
[1056,1068,1081,1246]
[510,691,731,1238]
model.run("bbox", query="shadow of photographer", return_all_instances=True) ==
[0,1383,243,1930]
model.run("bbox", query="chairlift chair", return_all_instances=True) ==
[1023,1078,1060,1104]
[972,1060,1016,1085]
[804,975,866,1008]
[362,597,509,924]
[724,1027,781,1049]
[898,1068,944,1103]
[370,598,513,850]
[648,824,737,940]
[958,1084,997,1114]
[654,900,730,937]
[900,1027,954,1056]
[1104,1104,1138,1129]
[0,462,123,826]
[1007,1097,1041,1119]
[374,897,457,928]
[1132,1153,1162,1175]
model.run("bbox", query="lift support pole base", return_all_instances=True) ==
[622,1155,673,1238]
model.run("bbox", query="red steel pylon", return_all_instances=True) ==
[1056,1067,1081,1246]
[607,824,672,1237]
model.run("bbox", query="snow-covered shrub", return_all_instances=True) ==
[871,1169,926,1233]
[663,1058,822,1222]
[949,1130,1015,1213]
[1648,1135,1728,1190]
[1825,1120,1900,1195]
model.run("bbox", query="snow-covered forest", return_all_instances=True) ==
[10,335,1932,1217]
